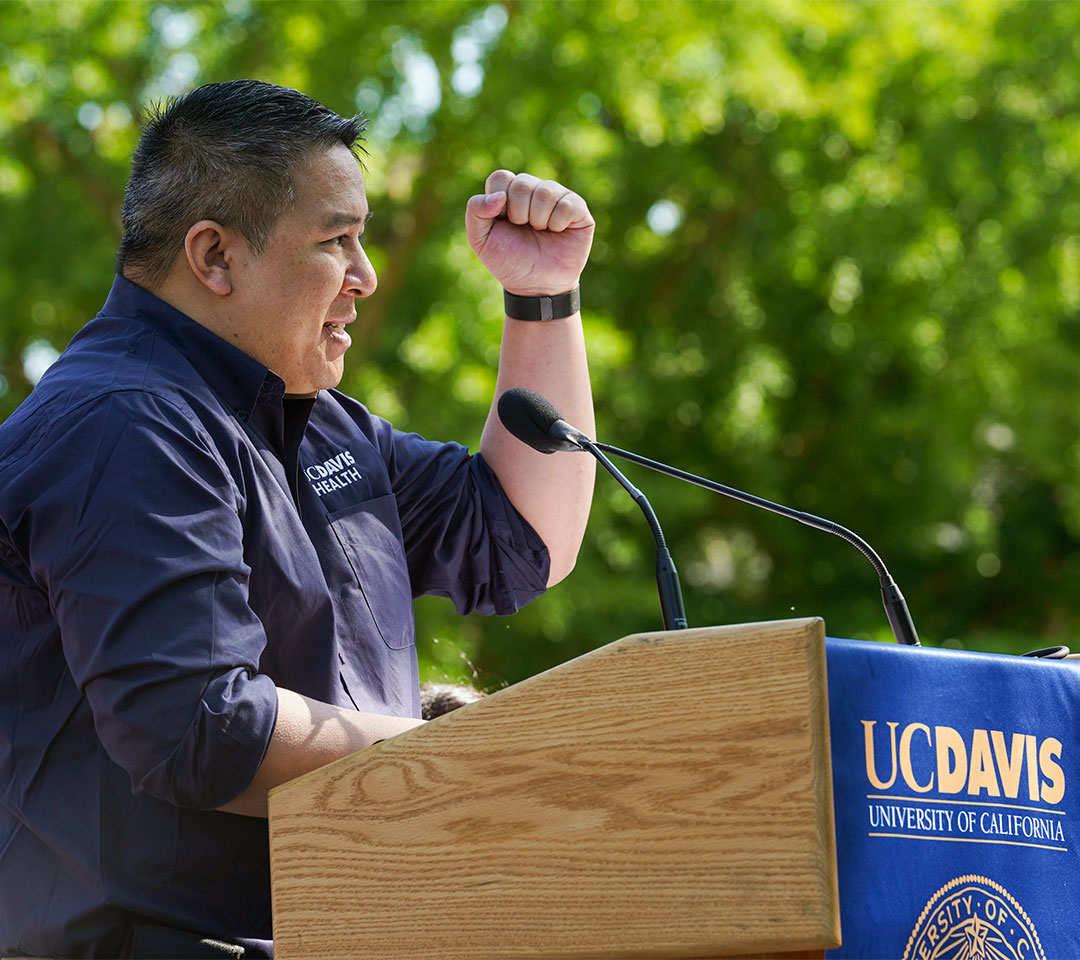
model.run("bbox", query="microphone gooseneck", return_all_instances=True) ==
[593,442,921,647]
[578,438,688,632]
[497,387,921,646]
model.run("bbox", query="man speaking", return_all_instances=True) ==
[0,79,595,958]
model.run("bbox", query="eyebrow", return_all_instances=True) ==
[322,210,373,231]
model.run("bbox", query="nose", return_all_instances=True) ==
[344,244,377,298]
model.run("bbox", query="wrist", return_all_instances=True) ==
[503,286,581,322]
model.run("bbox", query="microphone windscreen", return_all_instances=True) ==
[497,387,566,454]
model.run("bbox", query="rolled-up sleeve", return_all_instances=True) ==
[29,392,277,810]
[376,421,550,616]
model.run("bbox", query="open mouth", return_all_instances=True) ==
[322,320,353,359]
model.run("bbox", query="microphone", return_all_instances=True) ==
[497,387,588,453]
[497,387,921,647]
[498,388,688,631]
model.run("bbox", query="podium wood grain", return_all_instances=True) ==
[268,619,840,959]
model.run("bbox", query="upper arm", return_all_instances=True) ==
[371,415,550,615]
[24,393,277,809]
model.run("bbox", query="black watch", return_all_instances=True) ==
[503,286,580,322]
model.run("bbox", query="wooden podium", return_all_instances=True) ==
[268,619,841,959]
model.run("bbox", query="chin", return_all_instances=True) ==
[282,360,345,397]
[282,375,341,397]
[314,365,346,393]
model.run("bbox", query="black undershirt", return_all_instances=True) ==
[282,396,316,503]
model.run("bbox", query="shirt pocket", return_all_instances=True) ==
[328,494,415,650]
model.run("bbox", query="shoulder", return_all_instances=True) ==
[323,389,471,453]
[5,312,228,447]
[320,389,470,470]
[0,355,223,516]
[1,375,205,472]
[320,389,387,440]
[0,389,215,492]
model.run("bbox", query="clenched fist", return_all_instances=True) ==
[465,170,595,298]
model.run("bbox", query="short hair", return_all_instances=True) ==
[420,682,485,720]
[116,79,366,288]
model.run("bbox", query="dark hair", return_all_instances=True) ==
[116,79,366,287]
[420,682,485,720]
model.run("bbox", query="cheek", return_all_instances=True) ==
[281,261,329,295]
[301,272,346,312]
[247,251,344,317]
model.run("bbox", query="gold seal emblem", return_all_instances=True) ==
[903,874,1045,960]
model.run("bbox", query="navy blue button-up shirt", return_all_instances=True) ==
[0,276,549,957]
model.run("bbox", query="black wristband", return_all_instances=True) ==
[503,286,580,322]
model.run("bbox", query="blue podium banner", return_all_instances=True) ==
[825,637,1080,960]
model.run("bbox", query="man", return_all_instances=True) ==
[0,80,595,958]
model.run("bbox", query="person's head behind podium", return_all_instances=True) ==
[421,682,485,720]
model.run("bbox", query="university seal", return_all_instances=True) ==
[903,874,1044,960]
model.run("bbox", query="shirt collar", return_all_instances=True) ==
[100,274,284,421]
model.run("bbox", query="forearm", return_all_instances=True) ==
[467,170,597,586]
[217,687,425,818]
[480,312,595,586]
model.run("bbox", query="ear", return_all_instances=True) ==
[183,220,238,296]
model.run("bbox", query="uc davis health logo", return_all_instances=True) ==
[903,875,1044,960]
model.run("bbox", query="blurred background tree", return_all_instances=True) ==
[3,0,1080,688]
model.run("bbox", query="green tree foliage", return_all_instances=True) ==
[3,0,1080,686]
